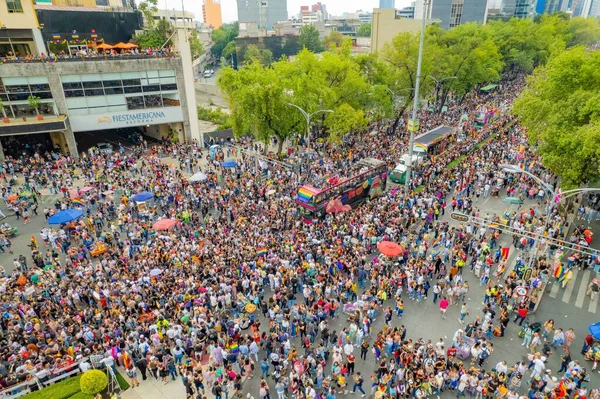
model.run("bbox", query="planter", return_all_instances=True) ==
[2,118,9,123]
[36,114,44,121]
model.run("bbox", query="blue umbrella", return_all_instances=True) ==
[48,209,84,225]
[132,191,154,202]
[588,322,600,340]
[222,161,237,168]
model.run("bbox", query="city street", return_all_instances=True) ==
[0,155,598,398]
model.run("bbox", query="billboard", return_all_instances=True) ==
[70,107,184,132]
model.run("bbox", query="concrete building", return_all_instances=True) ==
[0,32,200,160]
[358,11,372,23]
[397,3,416,18]
[311,2,327,20]
[590,0,600,16]
[150,9,195,29]
[371,8,426,52]
[236,0,288,30]
[379,0,395,8]
[414,0,489,29]
[202,0,222,28]
[0,0,47,57]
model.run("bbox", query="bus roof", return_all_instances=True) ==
[415,126,455,148]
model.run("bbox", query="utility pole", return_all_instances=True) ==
[404,0,429,200]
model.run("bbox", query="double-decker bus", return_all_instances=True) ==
[296,158,388,223]
[413,125,456,156]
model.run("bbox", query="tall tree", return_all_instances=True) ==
[211,23,239,60]
[323,31,345,49]
[513,47,600,188]
[299,25,324,53]
[357,23,371,38]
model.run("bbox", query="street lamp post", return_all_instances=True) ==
[287,103,333,169]
[404,0,430,200]
[428,75,457,110]
[500,163,600,270]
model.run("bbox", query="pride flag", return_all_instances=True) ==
[500,247,510,260]
[72,198,85,206]
[230,343,239,354]
[256,248,267,257]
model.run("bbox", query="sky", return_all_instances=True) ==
[160,0,414,24]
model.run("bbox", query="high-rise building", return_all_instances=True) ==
[311,2,327,20]
[203,0,223,28]
[237,0,288,30]
[414,0,489,29]
[501,0,536,18]
[590,0,600,16]
[379,0,396,8]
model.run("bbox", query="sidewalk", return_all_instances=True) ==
[119,375,186,399]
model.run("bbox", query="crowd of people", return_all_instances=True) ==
[0,46,179,63]
[0,71,596,399]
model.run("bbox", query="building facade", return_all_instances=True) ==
[236,0,288,30]
[202,0,222,28]
[371,8,425,52]
[415,0,489,29]
[0,55,199,159]
[379,0,396,8]
[501,0,536,18]
[0,0,47,57]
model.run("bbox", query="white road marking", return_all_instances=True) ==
[561,268,578,304]
[575,269,590,308]
[549,281,560,299]
[589,292,598,314]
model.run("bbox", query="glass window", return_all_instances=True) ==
[147,78,160,85]
[146,70,159,78]
[122,79,141,86]
[6,0,23,13]
[69,108,90,116]
[126,96,145,110]
[159,77,177,85]
[105,95,126,106]
[162,97,180,107]
[143,85,160,93]
[144,95,162,108]
[27,77,48,85]
[36,92,53,99]
[8,93,30,101]
[2,77,28,85]
[160,83,177,91]
[84,89,104,96]
[64,89,84,98]
[86,96,108,107]
[158,69,176,77]
[6,85,30,93]
[63,82,82,90]
[61,75,82,83]
[123,86,142,94]
[104,87,124,95]
[30,84,50,92]
[0,94,8,102]
[102,80,122,88]
[121,72,144,79]
[83,81,103,89]
[108,105,127,112]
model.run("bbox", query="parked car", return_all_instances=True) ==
[96,142,113,154]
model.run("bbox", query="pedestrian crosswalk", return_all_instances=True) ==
[548,267,600,314]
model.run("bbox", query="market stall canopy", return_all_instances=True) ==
[480,84,498,93]
[96,43,114,50]
[189,172,208,182]
[132,191,154,202]
[222,161,237,168]
[153,219,178,231]
[48,209,84,225]
[377,241,403,257]
[113,42,130,49]
[123,42,138,48]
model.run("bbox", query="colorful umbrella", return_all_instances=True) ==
[48,209,83,225]
[377,241,403,257]
[132,191,154,202]
[152,219,178,231]
[189,172,208,182]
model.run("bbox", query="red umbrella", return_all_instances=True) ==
[377,241,403,257]
[152,219,178,231]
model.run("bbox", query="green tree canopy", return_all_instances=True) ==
[211,23,239,60]
[133,19,172,49]
[513,47,600,188]
[323,30,345,49]
[299,25,324,53]
[357,23,371,37]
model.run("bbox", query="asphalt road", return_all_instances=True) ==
[1,171,598,397]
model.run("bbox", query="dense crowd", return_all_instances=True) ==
[0,73,596,399]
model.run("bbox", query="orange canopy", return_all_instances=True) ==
[96,43,114,50]
[113,42,129,49]
[124,42,138,48]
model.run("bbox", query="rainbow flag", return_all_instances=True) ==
[72,198,85,206]
[553,264,563,279]
[256,248,267,257]
[414,143,428,151]
[500,247,510,260]
[230,343,239,354]
[297,186,318,203]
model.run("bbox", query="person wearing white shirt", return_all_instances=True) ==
[343,343,354,356]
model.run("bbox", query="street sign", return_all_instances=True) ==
[450,212,469,222]
[407,118,420,132]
